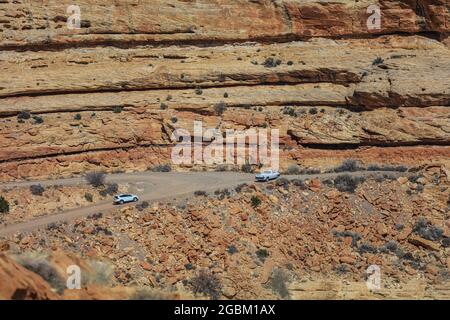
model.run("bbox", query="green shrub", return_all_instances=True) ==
[0,196,9,214]
[74,113,82,120]
[85,171,106,188]
[285,164,300,175]
[30,184,45,196]
[151,164,171,172]
[190,270,222,300]
[256,248,269,262]
[84,193,93,202]
[251,195,261,208]
[33,115,43,124]
[214,102,227,115]
[17,110,31,120]
[113,106,123,113]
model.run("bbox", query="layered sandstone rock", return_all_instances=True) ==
[0,1,449,181]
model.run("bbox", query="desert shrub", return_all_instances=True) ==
[190,270,222,300]
[215,164,229,172]
[131,288,168,300]
[214,102,227,115]
[235,183,247,193]
[113,106,123,113]
[442,238,450,248]
[334,264,348,275]
[33,115,43,124]
[303,168,321,174]
[333,159,360,173]
[85,171,106,188]
[15,254,65,293]
[166,95,172,101]
[256,248,269,262]
[30,184,45,196]
[151,164,171,172]
[136,201,149,211]
[268,268,290,298]
[372,57,384,65]
[283,106,296,117]
[291,179,306,189]
[171,116,178,123]
[287,61,293,66]
[251,195,261,208]
[227,245,238,255]
[17,110,31,120]
[382,165,408,172]
[0,196,9,214]
[74,113,82,120]
[263,57,281,68]
[160,103,168,110]
[333,174,362,193]
[413,218,443,241]
[358,242,378,254]
[309,107,318,115]
[214,188,230,200]
[99,183,118,197]
[223,92,228,98]
[84,260,114,286]
[276,177,289,189]
[195,88,203,95]
[194,190,207,196]
[241,163,253,173]
[384,240,399,253]
[367,164,381,171]
[84,193,93,202]
[285,164,300,175]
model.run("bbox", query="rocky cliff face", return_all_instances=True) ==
[0,0,449,181]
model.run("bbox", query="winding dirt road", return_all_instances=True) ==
[0,171,402,237]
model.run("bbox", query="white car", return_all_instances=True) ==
[255,170,281,182]
[113,194,139,204]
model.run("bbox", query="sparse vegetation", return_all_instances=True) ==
[14,253,65,294]
[241,163,253,173]
[268,268,289,298]
[285,164,300,175]
[113,106,123,113]
[30,184,45,196]
[151,164,172,172]
[194,190,208,196]
[171,116,178,123]
[195,87,203,95]
[214,102,227,115]
[32,115,43,124]
[333,159,360,173]
[0,196,9,214]
[413,218,443,242]
[84,193,94,202]
[372,57,384,65]
[99,183,118,197]
[160,103,168,110]
[227,245,238,255]
[333,174,364,193]
[190,270,222,300]
[74,113,82,120]
[17,110,31,120]
[251,195,261,208]
[256,248,269,262]
[85,171,106,188]
[263,57,281,68]
[309,107,318,115]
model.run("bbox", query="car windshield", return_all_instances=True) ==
[262,171,272,174]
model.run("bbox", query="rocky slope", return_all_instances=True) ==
[0,166,448,299]
[0,1,449,181]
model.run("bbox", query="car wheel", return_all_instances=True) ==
[133,197,138,202]
[265,177,269,182]
[120,200,124,204]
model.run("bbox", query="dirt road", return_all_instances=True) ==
[0,171,402,237]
